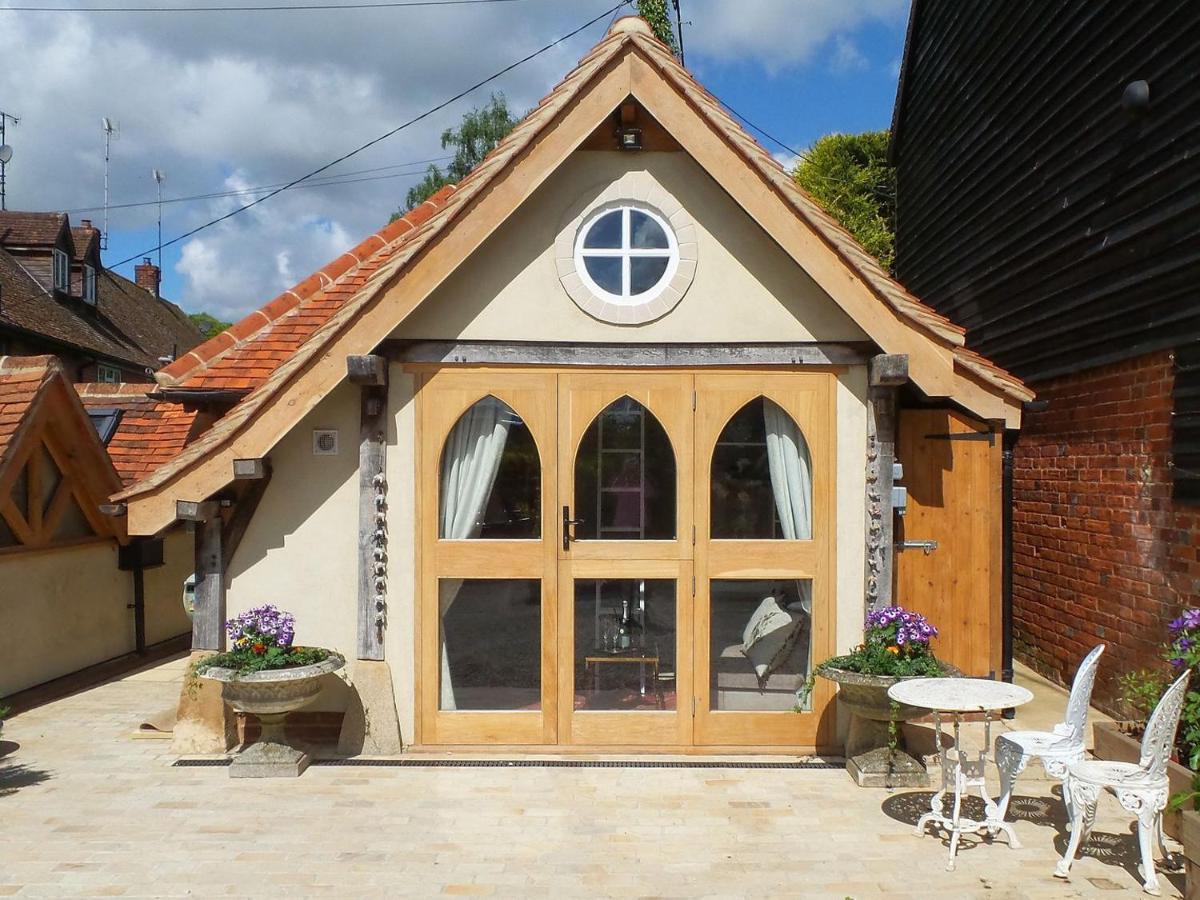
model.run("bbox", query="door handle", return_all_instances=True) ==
[562,505,584,552]
[895,539,939,555]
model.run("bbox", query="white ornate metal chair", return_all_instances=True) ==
[1054,670,1191,896]
[993,643,1106,826]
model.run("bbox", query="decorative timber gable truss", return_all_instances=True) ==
[116,15,1032,536]
[0,356,125,552]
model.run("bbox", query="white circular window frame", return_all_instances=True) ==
[574,205,680,308]
[555,172,698,325]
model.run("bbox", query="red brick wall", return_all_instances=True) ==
[1012,350,1200,715]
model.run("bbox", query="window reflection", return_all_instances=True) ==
[709,579,812,712]
[439,396,540,539]
[574,396,676,541]
[710,397,812,540]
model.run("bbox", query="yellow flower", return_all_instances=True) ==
[886,646,899,654]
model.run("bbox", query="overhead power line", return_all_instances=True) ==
[112,0,630,268]
[1,0,522,13]
[717,98,804,162]
[65,155,454,215]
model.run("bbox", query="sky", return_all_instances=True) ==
[0,0,910,323]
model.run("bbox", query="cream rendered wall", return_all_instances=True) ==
[0,540,130,697]
[394,151,868,344]
[143,527,195,647]
[385,368,418,743]
[226,381,360,711]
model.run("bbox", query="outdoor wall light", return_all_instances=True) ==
[618,126,643,150]
[1121,79,1151,115]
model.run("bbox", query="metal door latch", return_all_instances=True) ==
[896,539,939,555]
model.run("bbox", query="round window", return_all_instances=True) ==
[573,206,679,307]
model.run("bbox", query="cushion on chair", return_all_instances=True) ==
[741,595,803,689]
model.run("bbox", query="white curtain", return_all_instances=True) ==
[438,397,512,710]
[764,398,814,615]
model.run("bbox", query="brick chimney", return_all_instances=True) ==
[80,218,92,230]
[135,257,160,298]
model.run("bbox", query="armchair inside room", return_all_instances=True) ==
[709,580,812,712]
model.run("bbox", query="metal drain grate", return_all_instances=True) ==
[174,757,840,770]
[316,759,841,769]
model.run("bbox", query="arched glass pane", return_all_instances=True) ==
[439,396,540,539]
[710,397,812,540]
[574,396,676,541]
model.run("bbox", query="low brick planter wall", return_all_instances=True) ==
[237,711,345,750]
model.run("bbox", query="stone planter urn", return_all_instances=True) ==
[201,653,344,778]
[817,665,956,788]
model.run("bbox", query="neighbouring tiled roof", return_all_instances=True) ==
[0,211,69,249]
[75,383,200,487]
[95,269,205,367]
[0,246,204,374]
[0,355,56,472]
[156,184,458,391]
[119,16,1031,503]
[70,226,98,262]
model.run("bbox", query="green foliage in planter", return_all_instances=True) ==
[817,606,944,677]
[193,645,330,678]
[192,604,329,679]
[819,644,945,678]
[0,704,8,733]
[1119,668,1169,724]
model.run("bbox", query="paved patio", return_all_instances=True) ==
[0,658,1184,898]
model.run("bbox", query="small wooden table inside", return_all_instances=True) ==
[584,651,663,710]
[887,677,1034,871]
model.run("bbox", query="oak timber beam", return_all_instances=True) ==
[865,354,908,612]
[347,354,388,386]
[192,514,225,651]
[176,499,219,522]
[232,458,268,480]
[385,340,874,368]
[357,379,389,660]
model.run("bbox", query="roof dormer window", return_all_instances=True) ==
[83,264,97,304]
[52,249,70,292]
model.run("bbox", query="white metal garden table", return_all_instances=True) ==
[887,677,1034,870]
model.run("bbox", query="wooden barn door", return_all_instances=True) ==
[895,408,1002,678]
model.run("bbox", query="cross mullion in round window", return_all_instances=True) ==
[575,206,679,307]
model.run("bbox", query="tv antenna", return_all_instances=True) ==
[152,168,164,297]
[0,110,19,212]
[101,118,119,250]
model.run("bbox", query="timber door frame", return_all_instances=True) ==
[691,371,837,748]
[556,371,694,746]
[417,369,559,745]
[413,364,839,752]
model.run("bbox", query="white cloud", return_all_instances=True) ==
[0,1,602,317]
[0,0,906,320]
[685,0,906,73]
[771,150,801,173]
[830,35,869,74]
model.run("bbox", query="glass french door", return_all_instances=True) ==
[418,370,559,745]
[691,372,835,748]
[556,373,693,746]
[417,367,834,749]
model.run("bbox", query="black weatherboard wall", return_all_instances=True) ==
[890,0,1200,384]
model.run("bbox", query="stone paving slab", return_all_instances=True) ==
[0,658,1182,898]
